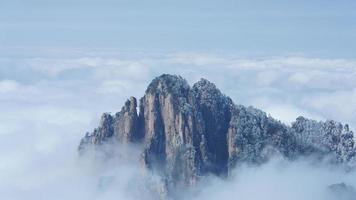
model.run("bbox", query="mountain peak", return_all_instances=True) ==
[79,74,356,198]
[193,78,232,108]
[145,74,190,96]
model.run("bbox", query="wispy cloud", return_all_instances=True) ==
[2,52,356,126]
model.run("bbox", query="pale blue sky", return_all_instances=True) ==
[1,0,356,57]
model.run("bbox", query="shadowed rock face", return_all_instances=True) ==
[192,79,233,176]
[79,74,356,191]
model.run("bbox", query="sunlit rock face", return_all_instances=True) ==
[79,74,356,194]
[79,97,141,153]
[139,75,205,187]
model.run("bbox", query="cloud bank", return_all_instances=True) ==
[1,50,356,199]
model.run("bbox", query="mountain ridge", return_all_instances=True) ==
[79,74,355,196]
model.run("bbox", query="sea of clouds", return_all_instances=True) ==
[1,49,356,199]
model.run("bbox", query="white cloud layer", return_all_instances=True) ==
[192,158,356,200]
[1,50,356,199]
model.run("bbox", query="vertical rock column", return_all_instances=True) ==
[140,75,204,187]
[114,97,142,143]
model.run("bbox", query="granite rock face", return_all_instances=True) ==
[79,97,141,153]
[79,74,356,191]
[139,75,204,186]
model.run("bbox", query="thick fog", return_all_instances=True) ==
[2,139,355,200]
[193,158,356,200]
[1,51,356,199]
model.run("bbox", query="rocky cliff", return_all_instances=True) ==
[79,74,356,194]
